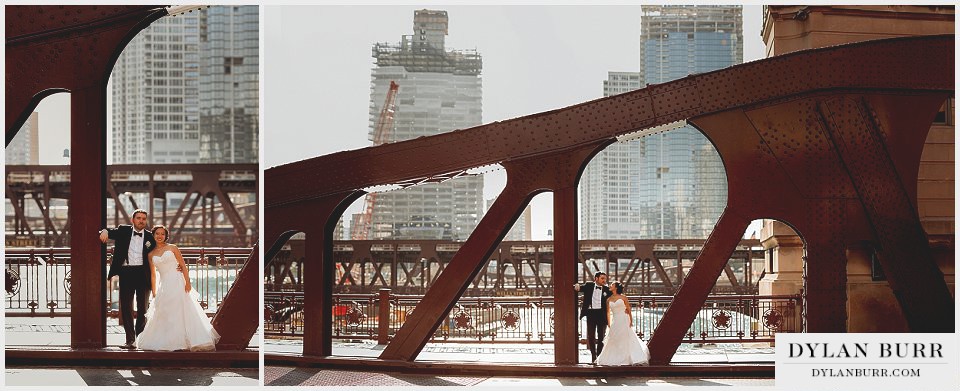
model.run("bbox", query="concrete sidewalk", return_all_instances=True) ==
[5,316,260,379]
[6,367,259,386]
[265,338,775,364]
[263,366,774,387]
[263,338,775,386]
[4,316,261,349]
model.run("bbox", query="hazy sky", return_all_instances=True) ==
[264,5,765,166]
[263,5,766,239]
[28,5,767,240]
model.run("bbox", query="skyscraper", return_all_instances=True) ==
[199,6,260,164]
[581,72,644,239]
[364,10,483,241]
[638,5,741,239]
[6,112,39,165]
[581,6,742,240]
[111,12,202,164]
[111,6,259,164]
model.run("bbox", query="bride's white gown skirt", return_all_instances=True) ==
[136,250,221,351]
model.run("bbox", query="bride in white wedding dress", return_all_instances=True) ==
[136,225,221,351]
[595,282,650,366]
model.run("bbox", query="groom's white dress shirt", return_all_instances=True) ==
[127,229,145,266]
[591,284,603,310]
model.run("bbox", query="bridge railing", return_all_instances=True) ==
[5,247,253,317]
[265,290,801,344]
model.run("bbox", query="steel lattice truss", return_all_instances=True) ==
[266,35,955,365]
[266,239,764,296]
[6,164,258,247]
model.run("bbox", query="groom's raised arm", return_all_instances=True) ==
[99,226,119,243]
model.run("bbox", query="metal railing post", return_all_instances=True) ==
[378,288,391,344]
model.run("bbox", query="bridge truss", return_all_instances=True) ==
[6,164,258,247]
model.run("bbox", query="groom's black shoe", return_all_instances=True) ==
[120,341,136,350]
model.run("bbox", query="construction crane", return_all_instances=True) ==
[350,81,399,240]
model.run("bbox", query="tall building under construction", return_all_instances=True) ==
[362,9,483,241]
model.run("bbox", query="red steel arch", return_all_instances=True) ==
[266,35,954,366]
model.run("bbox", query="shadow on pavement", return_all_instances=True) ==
[76,368,257,386]
[383,373,484,386]
[265,367,320,387]
[559,377,735,386]
[265,367,485,387]
[76,369,131,386]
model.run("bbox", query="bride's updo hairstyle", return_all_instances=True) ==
[152,225,169,242]
[612,282,625,294]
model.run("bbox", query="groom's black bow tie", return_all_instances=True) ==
[133,231,143,237]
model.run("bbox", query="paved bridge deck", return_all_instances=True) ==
[5,317,260,368]
[265,338,775,380]
[264,365,775,387]
[266,338,774,364]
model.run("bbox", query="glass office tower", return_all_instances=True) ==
[581,5,741,240]
[639,5,741,239]
[199,5,260,164]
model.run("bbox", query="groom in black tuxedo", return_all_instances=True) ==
[100,209,156,349]
[575,271,611,363]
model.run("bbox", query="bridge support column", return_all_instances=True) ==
[71,85,109,349]
[552,184,579,365]
[797,200,849,333]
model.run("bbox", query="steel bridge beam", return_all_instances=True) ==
[211,244,260,350]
